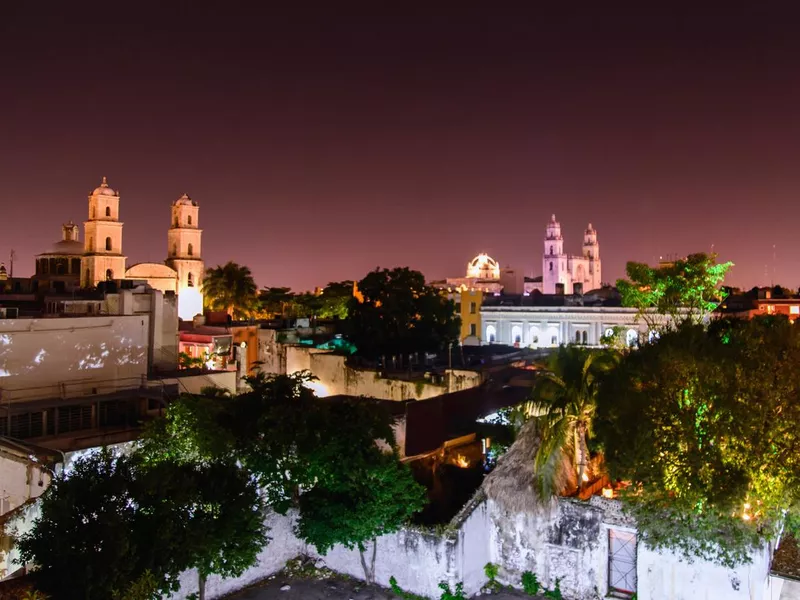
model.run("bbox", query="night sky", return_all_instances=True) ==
[2,4,798,291]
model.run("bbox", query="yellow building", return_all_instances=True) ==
[458,288,483,344]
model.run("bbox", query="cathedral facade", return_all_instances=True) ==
[542,214,601,294]
[34,177,205,321]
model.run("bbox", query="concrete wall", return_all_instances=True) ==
[157,370,238,396]
[0,315,150,404]
[284,346,481,401]
[0,454,50,516]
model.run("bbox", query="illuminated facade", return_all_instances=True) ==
[81,177,127,287]
[542,214,601,294]
[466,253,500,279]
[165,194,204,320]
[459,289,483,343]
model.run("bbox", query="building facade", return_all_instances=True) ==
[81,177,127,287]
[481,304,657,348]
[542,214,601,294]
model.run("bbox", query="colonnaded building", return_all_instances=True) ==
[32,177,205,321]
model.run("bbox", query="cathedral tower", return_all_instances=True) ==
[166,194,204,320]
[81,177,127,287]
[543,214,568,294]
[582,223,601,290]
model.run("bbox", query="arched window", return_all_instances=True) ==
[106,269,113,281]
[105,237,112,251]
[56,262,65,275]
[187,243,193,256]
[174,217,179,227]
[188,215,192,225]
[105,206,111,217]
[575,331,581,343]
[582,331,588,345]
[626,329,638,347]
[549,245,553,255]
[549,262,553,272]
[88,237,93,251]
[485,325,496,344]
[511,325,522,347]
[172,244,178,256]
[187,273,194,287]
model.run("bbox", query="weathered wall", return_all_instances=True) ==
[169,511,305,599]
[0,456,50,516]
[0,315,150,403]
[284,346,481,401]
[157,370,237,396]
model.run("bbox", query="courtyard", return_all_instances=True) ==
[225,575,538,600]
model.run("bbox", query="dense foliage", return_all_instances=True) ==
[523,346,617,498]
[142,372,425,582]
[348,267,460,363]
[17,450,267,600]
[202,261,260,319]
[595,316,800,566]
[260,281,353,320]
[617,252,733,327]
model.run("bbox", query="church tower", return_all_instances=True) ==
[582,223,602,290]
[81,177,126,287]
[166,194,204,320]
[543,214,569,294]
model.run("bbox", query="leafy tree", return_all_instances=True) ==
[595,317,800,567]
[616,252,733,328]
[18,449,267,600]
[294,399,426,583]
[522,346,617,498]
[316,280,354,319]
[259,286,296,318]
[348,267,460,364]
[202,261,259,319]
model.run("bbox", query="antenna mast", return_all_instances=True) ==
[9,250,14,278]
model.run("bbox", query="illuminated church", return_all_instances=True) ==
[34,177,204,320]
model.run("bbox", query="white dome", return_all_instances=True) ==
[92,176,116,196]
[466,253,500,279]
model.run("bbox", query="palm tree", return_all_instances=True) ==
[202,262,259,320]
[523,345,617,498]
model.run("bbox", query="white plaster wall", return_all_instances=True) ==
[158,370,238,395]
[285,346,481,401]
[637,542,772,600]
[453,499,492,596]
[0,456,50,516]
[311,526,456,597]
[170,510,305,600]
[0,315,150,403]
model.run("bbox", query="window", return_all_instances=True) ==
[549,262,553,272]
[174,217,179,227]
[582,331,588,344]
[626,329,638,347]
[105,206,111,217]
[188,215,193,225]
[486,325,496,344]
[575,331,581,343]
[608,529,637,596]
[469,302,476,314]
[187,273,194,287]
[172,244,178,256]
[791,306,800,315]
[469,323,476,336]
[88,237,93,251]
[91,207,95,219]
[106,269,113,281]
[511,325,522,347]
[766,305,776,314]
[551,335,558,345]
[105,237,112,251]
[188,243,193,256]
[549,245,553,255]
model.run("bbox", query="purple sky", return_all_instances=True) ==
[1,5,798,291]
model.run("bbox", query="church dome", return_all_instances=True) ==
[466,253,500,280]
[174,193,197,206]
[39,239,84,256]
[92,176,117,196]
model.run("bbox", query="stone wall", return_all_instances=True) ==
[284,346,481,401]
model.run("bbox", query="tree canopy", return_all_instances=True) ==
[594,316,800,566]
[17,449,267,600]
[202,261,259,319]
[348,267,460,362]
[616,252,733,328]
[259,281,353,320]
